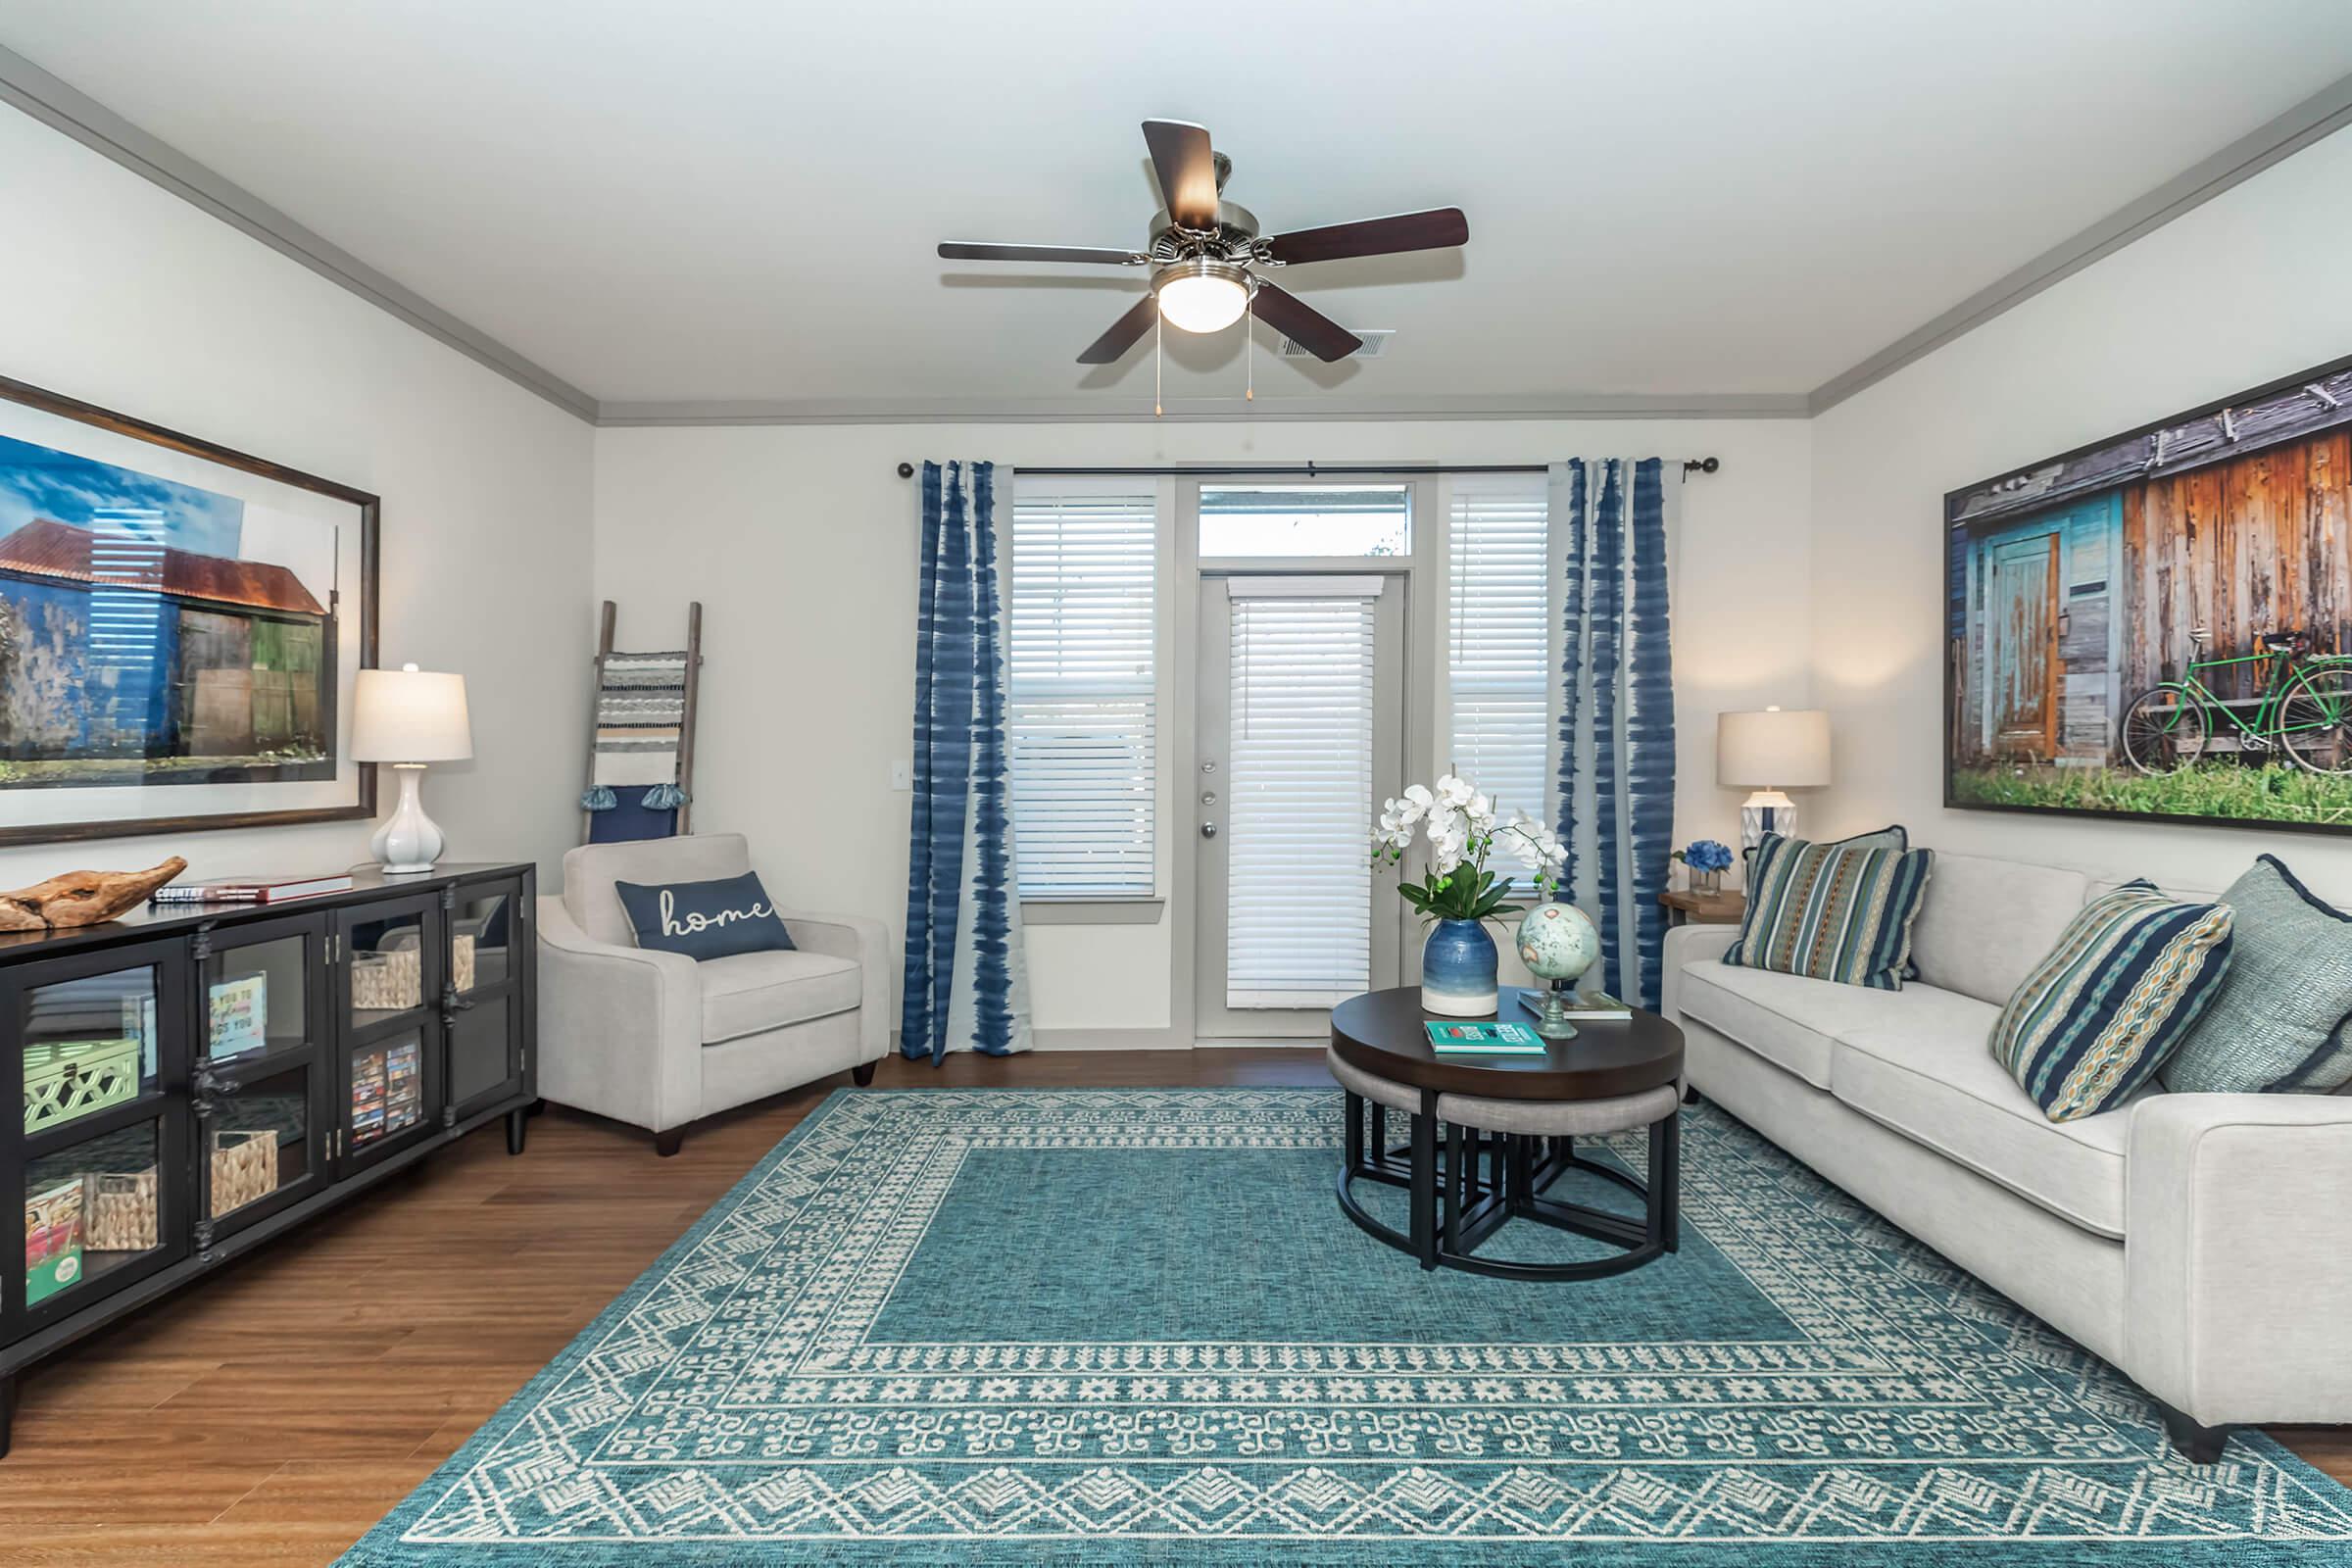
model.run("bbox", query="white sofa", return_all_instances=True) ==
[1662,850,2352,1462]
[536,833,891,1154]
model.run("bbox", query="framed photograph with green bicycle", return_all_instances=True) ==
[1946,350,2352,834]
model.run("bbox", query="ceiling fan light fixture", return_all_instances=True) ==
[1153,259,1251,333]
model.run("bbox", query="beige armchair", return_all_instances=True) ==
[536,833,890,1154]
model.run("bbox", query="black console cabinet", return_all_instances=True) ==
[0,862,537,1455]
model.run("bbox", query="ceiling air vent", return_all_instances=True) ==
[1279,328,1392,360]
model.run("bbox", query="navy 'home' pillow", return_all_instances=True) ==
[614,872,795,960]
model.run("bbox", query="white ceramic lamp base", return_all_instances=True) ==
[370,763,446,874]
[1740,789,1797,852]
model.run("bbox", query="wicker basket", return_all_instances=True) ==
[24,1038,143,1135]
[351,948,421,1012]
[354,935,475,1008]
[87,1167,158,1251]
[209,1130,278,1220]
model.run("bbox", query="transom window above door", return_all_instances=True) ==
[1199,484,1411,558]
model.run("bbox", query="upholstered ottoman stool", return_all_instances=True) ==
[1433,1081,1681,1279]
[1328,1045,1443,1266]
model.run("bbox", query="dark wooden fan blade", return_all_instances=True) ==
[939,241,1142,265]
[1263,208,1468,266]
[1249,281,1363,363]
[1142,120,1219,228]
[1077,295,1158,364]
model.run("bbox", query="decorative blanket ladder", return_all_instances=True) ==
[579,601,703,844]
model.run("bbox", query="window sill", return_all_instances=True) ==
[1020,898,1165,926]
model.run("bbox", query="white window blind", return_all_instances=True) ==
[1447,474,1551,853]
[1226,589,1376,1008]
[1007,481,1157,899]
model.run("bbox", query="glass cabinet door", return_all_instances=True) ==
[445,878,526,1118]
[195,914,326,1239]
[334,898,443,1174]
[9,942,188,1326]
[196,1055,318,1234]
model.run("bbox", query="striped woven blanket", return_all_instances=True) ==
[583,652,688,809]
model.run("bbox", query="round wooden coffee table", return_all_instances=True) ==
[1329,986,1686,1280]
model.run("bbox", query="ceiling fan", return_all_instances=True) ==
[938,120,1468,366]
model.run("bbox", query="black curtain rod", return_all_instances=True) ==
[891,459,1721,479]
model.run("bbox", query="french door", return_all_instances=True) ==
[1195,574,1406,1037]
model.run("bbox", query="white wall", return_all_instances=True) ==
[0,107,593,889]
[1810,123,2352,895]
[594,419,1814,1033]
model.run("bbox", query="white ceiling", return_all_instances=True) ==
[6,0,2352,414]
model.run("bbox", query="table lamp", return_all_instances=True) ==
[1717,707,1830,851]
[352,662,472,873]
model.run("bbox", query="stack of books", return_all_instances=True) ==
[152,873,355,906]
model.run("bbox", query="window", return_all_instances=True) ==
[1199,484,1411,557]
[1446,474,1550,852]
[1007,480,1157,900]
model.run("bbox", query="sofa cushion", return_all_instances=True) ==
[1832,1026,2133,1239]
[1989,881,2233,1122]
[1910,854,2089,1005]
[1723,833,1934,990]
[2163,855,2352,1096]
[1676,959,1998,1091]
[699,950,862,1045]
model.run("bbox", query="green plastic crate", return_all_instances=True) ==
[23,1038,143,1135]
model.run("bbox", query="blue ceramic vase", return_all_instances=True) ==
[1421,917,1499,1016]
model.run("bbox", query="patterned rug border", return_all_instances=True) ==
[337,1086,2352,1567]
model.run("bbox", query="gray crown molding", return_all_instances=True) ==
[0,43,600,423]
[1806,72,2352,416]
[595,392,1811,426]
[5,39,2346,430]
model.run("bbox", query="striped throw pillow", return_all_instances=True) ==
[1989,881,2233,1122]
[1722,833,1935,991]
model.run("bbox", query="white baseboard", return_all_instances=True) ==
[1031,1028,1191,1052]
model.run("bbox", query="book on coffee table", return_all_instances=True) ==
[1423,1020,1548,1054]
[1512,986,1633,1020]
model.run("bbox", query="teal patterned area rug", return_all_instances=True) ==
[341,1088,2352,1565]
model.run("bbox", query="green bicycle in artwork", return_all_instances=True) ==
[2122,625,2352,775]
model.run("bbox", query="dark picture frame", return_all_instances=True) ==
[1943,349,2352,838]
[0,373,378,846]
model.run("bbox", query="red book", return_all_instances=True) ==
[151,873,355,905]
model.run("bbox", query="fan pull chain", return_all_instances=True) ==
[1245,289,1254,403]
[1153,309,1162,418]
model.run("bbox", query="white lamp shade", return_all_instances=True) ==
[1717,708,1830,789]
[352,663,472,762]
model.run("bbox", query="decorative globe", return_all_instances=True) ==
[1515,902,1600,988]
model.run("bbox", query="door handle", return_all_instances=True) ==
[1200,822,1218,839]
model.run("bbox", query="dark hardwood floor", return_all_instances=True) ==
[0,1047,2340,1564]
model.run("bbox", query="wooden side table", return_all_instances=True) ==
[1660,887,1745,927]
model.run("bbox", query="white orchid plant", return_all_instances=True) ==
[1370,774,1569,924]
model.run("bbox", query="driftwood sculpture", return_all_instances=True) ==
[0,858,186,932]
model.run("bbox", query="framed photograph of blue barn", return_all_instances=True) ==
[0,374,378,846]
[1945,350,2352,835]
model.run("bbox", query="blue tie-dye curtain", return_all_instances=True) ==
[1553,458,1677,1011]
[902,461,1032,1063]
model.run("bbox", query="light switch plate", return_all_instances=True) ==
[889,760,912,791]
